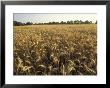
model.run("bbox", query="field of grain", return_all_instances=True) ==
[13,24,97,75]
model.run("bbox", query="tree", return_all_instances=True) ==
[26,22,33,25]
[89,21,92,24]
[13,21,24,26]
[70,20,73,24]
[85,20,90,24]
[79,20,83,24]
[74,20,79,24]
[67,21,70,24]
[61,21,64,24]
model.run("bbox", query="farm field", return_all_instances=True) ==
[13,24,97,75]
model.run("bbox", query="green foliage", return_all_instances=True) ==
[13,20,96,26]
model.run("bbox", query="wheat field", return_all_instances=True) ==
[13,24,97,75]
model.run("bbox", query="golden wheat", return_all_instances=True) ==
[13,24,97,75]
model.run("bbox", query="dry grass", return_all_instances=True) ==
[13,24,97,75]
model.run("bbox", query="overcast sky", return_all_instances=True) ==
[14,13,97,23]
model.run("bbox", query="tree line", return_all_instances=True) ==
[14,20,97,26]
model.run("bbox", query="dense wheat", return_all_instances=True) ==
[14,24,97,75]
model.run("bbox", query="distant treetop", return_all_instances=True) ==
[13,20,97,26]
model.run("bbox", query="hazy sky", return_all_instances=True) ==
[14,13,97,23]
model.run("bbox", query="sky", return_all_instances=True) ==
[14,13,97,23]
